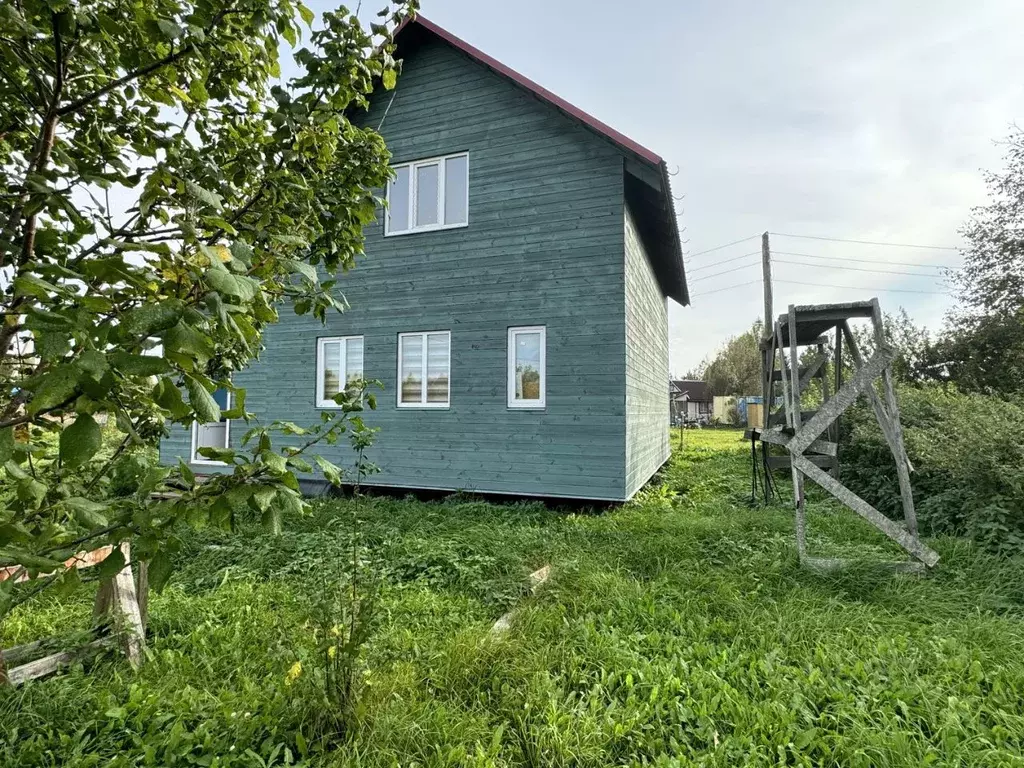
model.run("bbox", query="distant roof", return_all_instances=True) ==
[391,16,689,306]
[671,379,711,402]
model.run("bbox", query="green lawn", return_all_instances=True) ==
[4,430,1024,767]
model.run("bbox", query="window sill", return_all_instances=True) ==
[508,403,546,410]
[191,458,229,467]
[385,221,468,237]
[397,403,451,409]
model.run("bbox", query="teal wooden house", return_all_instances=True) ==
[160,16,689,501]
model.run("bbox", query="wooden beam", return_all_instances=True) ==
[788,305,807,560]
[6,639,111,686]
[767,454,834,470]
[791,455,939,567]
[870,298,919,536]
[788,346,895,456]
[760,429,837,457]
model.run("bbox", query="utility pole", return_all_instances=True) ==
[761,231,773,342]
[761,231,773,430]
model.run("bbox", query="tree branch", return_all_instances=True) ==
[57,42,195,117]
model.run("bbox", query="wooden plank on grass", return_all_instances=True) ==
[6,639,111,686]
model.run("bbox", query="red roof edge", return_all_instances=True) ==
[396,15,664,167]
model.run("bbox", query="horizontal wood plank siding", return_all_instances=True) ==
[624,204,670,498]
[162,37,629,500]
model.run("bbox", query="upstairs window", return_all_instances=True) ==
[386,153,469,235]
[398,331,450,407]
[316,336,364,408]
[508,326,546,408]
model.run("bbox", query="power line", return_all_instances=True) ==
[685,235,760,259]
[771,232,960,251]
[691,255,952,284]
[691,261,762,283]
[774,259,952,280]
[776,279,950,295]
[774,250,957,270]
[691,277,951,299]
[688,251,760,273]
[690,279,762,298]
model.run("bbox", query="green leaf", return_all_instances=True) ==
[122,301,185,337]
[297,2,315,25]
[108,351,172,377]
[285,258,318,283]
[0,428,13,464]
[382,68,397,91]
[16,477,47,507]
[206,260,258,301]
[96,545,126,580]
[229,240,254,267]
[156,19,184,39]
[13,273,60,299]
[314,455,343,486]
[27,364,81,415]
[60,413,102,467]
[66,497,109,528]
[0,548,64,571]
[186,377,221,423]
[185,180,223,209]
[148,550,174,592]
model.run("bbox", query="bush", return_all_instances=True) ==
[843,385,1024,551]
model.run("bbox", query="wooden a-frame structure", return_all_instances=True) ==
[758,299,939,572]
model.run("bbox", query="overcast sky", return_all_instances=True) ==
[319,0,1024,373]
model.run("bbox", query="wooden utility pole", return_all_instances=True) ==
[761,232,773,340]
[760,232,773,429]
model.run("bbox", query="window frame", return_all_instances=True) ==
[397,330,451,409]
[384,152,469,236]
[191,390,232,465]
[507,326,547,409]
[315,335,364,409]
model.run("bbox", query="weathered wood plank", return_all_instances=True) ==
[788,346,895,456]
[791,455,940,567]
[767,455,835,470]
[6,639,112,686]
[760,429,837,457]
[788,306,807,560]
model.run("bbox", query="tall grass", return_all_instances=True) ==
[3,430,1024,766]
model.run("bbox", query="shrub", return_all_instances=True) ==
[843,385,1024,551]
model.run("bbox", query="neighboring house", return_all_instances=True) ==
[159,16,688,502]
[670,380,712,424]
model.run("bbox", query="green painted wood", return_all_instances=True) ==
[624,204,671,498]
[161,35,673,501]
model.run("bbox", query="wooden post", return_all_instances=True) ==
[761,232,773,432]
[787,306,807,560]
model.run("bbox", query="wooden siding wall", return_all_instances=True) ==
[624,205,670,497]
[161,37,630,500]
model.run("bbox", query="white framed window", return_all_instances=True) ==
[316,336,364,408]
[385,152,469,236]
[397,331,450,408]
[508,326,546,409]
[191,389,231,465]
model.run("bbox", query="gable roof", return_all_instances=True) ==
[391,16,689,306]
[671,379,711,402]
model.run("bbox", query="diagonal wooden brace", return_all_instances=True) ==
[791,455,939,567]
[789,345,895,456]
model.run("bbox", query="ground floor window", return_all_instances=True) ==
[191,389,231,464]
[507,326,546,408]
[316,335,364,407]
[398,331,450,407]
